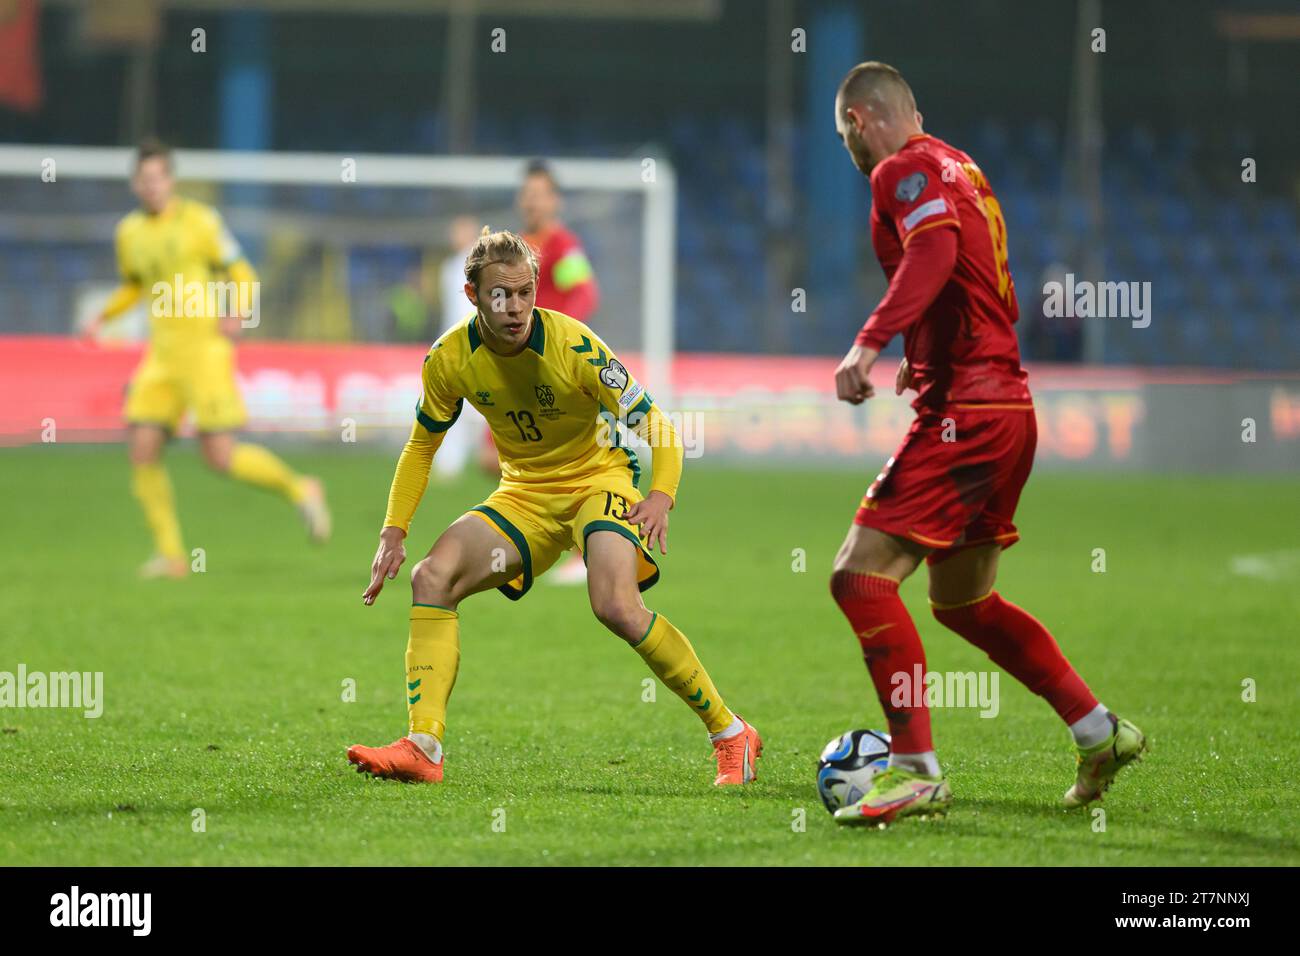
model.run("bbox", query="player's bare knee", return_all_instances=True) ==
[128,447,160,467]
[127,427,165,466]
[200,444,231,473]
[832,526,924,583]
[410,556,460,605]
[590,595,645,641]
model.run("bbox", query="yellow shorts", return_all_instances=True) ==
[466,471,660,600]
[124,338,247,433]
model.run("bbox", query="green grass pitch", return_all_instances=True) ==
[1,445,1297,866]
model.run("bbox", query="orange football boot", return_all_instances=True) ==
[712,717,762,786]
[347,737,443,783]
[138,554,188,580]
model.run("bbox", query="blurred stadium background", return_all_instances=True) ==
[0,0,1297,471]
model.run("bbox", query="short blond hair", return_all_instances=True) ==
[463,226,538,291]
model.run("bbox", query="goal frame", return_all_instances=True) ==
[0,145,677,395]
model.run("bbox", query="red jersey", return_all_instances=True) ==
[858,133,1030,410]
[524,224,599,323]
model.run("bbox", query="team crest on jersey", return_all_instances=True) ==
[475,390,494,406]
[534,384,566,421]
[895,171,928,203]
[599,359,629,392]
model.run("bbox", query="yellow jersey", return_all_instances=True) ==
[106,196,253,353]
[384,308,683,532]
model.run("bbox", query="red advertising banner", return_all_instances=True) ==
[3,335,1297,468]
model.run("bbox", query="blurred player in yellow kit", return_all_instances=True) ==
[348,228,761,786]
[87,140,330,578]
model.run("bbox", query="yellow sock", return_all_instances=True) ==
[228,443,305,503]
[632,613,734,734]
[131,462,184,559]
[406,605,460,741]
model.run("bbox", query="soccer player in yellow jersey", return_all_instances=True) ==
[88,140,330,578]
[349,228,762,786]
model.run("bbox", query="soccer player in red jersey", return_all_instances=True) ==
[519,160,603,583]
[469,163,603,484]
[519,160,600,322]
[826,62,1146,826]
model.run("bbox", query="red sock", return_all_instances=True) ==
[830,570,932,753]
[932,592,1097,724]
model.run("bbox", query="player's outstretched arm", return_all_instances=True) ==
[576,328,682,552]
[221,258,259,336]
[625,403,683,553]
[838,226,957,404]
[626,490,672,554]
[91,221,144,339]
[85,282,144,339]
[363,425,442,605]
[364,526,408,606]
[365,342,462,604]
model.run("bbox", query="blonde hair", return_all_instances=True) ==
[463,226,539,291]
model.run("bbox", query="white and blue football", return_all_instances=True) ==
[816,729,891,813]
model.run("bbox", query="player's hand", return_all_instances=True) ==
[835,343,879,405]
[895,357,913,395]
[626,490,672,554]
[363,526,407,605]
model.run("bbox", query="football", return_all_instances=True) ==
[816,729,891,813]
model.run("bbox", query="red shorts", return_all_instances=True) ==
[854,403,1037,564]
